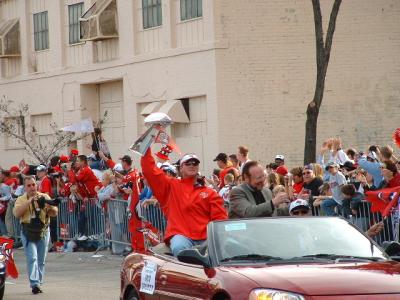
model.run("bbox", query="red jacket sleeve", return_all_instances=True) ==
[209,189,228,221]
[40,177,53,197]
[75,167,90,182]
[67,170,77,184]
[141,149,172,207]
[106,159,116,169]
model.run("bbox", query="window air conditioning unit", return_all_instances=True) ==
[0,18,20,58]
[80,0,118,42]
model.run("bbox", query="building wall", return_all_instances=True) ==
[214,0,400,167]
[0,0,220,173]
[1,0,399,173]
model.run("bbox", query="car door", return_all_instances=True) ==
[156,260,213,300]
[136,256,168,300]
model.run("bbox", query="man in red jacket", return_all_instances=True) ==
[36,165,53,197]
[68,155,101,198]
[141,149,227,256]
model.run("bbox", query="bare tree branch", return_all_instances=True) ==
[0,98,99,165]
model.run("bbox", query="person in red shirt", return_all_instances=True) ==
[141,149,227,256]
[68,155,101,198]
[213,153,238,190]
[4,166,20,190]
[289,167,304,195]
[382,161,400,188]
[275,155,288,176]
[36,165,53,198]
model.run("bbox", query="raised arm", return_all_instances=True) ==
[141,149,172,207]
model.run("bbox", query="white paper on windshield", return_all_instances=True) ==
[225,223,247,232]
[140,261,158,295]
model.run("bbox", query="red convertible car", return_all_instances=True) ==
[120,217,400,300]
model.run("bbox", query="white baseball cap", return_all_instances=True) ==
[289,199,310,213]
[36,165,47,172]
[275,154,285,161]
[180,154,200,166]
[113,163,124,173]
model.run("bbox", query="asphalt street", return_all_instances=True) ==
[5,249,123,300]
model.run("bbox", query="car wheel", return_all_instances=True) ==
[125,289,138,300]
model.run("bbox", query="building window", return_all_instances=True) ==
[33,11,49,51]
[180,0,202,21]
[31,113,53,145]
[68,3,84,44]
[142,0,162,29]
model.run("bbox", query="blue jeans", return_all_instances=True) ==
[321,198,341,216]
[20,229,50,288]
[170,234,205,257]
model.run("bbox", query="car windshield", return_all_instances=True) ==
[212,217,386,263]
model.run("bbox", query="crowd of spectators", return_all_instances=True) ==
[1,134,400,252]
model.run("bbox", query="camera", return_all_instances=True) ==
[121,182,133,189]
[50,172,61,179]
[35,196,61,208]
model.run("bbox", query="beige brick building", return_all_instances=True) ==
[0,0,399,173]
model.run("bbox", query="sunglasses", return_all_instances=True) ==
[292,210,309,216]
[302,171,312,175]
[183,161,199,167]
[26,183,36,187]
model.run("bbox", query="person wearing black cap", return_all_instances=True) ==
[214,153,237,190]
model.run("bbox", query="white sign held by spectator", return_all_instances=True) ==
[140,261,157,294]
[60,118,94,133]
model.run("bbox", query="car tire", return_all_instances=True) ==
[125,289,138,300]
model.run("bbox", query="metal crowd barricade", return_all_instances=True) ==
[56,197,167,253]
[9,199,22,241]
[106,199,131,254]
[311,200,398,245]
[57,198,107,248]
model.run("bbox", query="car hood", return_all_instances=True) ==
[228,261,400,296]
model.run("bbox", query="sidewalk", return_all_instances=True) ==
[6,249,123,300]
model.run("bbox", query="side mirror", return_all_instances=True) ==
[382,241,400,257]
[177,248,211,268]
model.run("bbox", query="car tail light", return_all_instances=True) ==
[249,289,305,300]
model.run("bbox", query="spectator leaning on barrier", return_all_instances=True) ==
[36,165,53,198]
[381,161,400,188]
[13,176,58,294]
[95,170,116,207]
[68,155,102,199]
[358,150,384,188]
[285,167,304,199]
[300,164,323,198]
[229,161,288,219]
[0,181,12,236]
[141,149,227,257]
[321,162,347,216]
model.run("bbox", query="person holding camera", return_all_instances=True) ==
[13,176,58,294]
